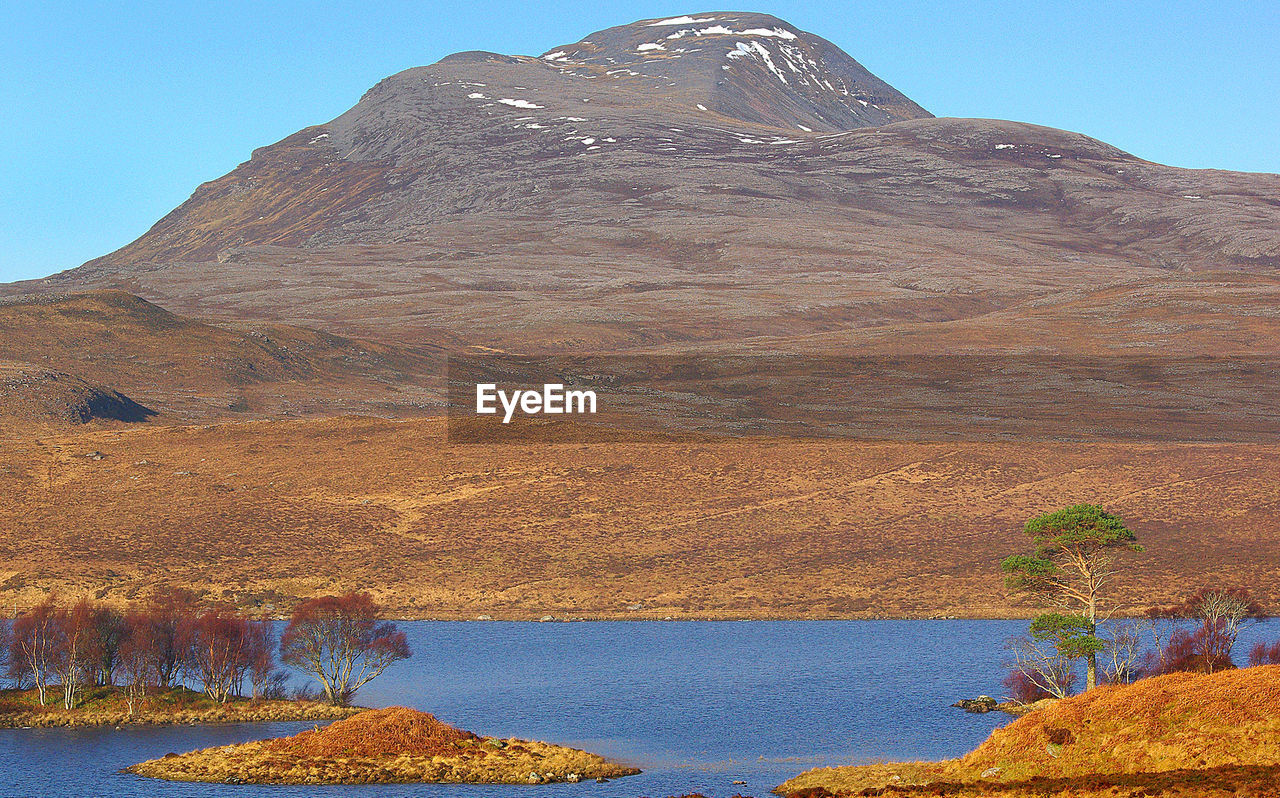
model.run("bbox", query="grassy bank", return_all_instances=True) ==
[0,685,360,728]
[127,706,641,784]
[778,665,1280,797]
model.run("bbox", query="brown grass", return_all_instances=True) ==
[957,666,1280,780]
[127,706,640,784]
[1,416,1278,618]
[262,707,478,758]
[778,666,1280,797]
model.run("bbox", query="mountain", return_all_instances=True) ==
[4,12,1279,363]
[2,14,1279,615]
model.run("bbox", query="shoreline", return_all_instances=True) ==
[357,613,1177,622]
[0,689,361,729]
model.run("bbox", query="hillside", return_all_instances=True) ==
[0,291,440,422]
[778,666,1280,797]
[0,361,155,426]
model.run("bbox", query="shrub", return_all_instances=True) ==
[1148,622,1235,675]
[1248,640,1280,666]
[1002,667,1057,703]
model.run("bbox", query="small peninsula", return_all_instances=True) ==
[126,706,641,785]
[778,665,1280,798]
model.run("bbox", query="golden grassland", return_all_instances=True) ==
[777,665,1280,798]
[2,415,1278,618]
[0,685,359,728]
[126,706,640,784]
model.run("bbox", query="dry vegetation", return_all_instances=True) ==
[0,685,357,728]
[127,706,639,784]
[778,665,1280,797]
[1,416,1278,618]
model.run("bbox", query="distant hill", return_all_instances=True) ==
[0,291,440,423]
[0,362,154,426]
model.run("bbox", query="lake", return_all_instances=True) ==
[5,619,1276,797]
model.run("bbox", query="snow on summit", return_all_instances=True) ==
[517,12,932,132]
[646,15,717,25]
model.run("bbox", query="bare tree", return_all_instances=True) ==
[181,609,253,703]
[86,605,127,686]
[1006,633,1077,700]
[1102,618,1149,684]
[143,587,199,688]
[9,598,61,706]
[118,621,160,717]
[1181,587,1266,653]
[246,621,276,700]
[53,599,95,710]
[280,593,409,706]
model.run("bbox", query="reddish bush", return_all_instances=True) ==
[1001,667,1057,703]
[1148,621,1235,675]
[1248,641,1280,666]
[263,707,476,758]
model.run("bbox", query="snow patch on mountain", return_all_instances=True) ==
[646,15,716,26]
[740,27,798,39]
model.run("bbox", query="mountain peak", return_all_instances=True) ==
[536,11,931,130]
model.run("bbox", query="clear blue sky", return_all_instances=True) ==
[2,1,1277,283]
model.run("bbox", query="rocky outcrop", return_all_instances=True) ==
[0,363,155,424]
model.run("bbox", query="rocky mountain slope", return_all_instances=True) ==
[5,12,1276,364]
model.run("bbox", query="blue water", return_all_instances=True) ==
[4,619,1276,798]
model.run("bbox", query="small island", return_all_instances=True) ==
[0,685,360,728]
[778,665,1280,798]
[126,706,642,785]
[1,591,419,730]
